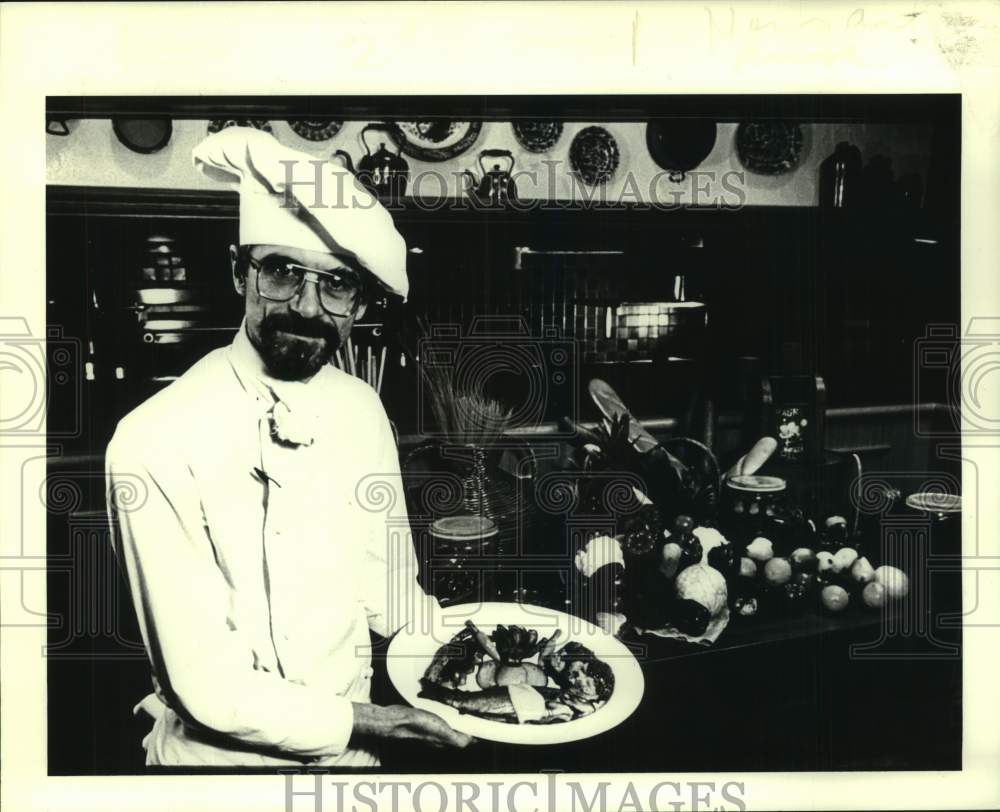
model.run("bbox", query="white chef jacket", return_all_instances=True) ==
[105,321,437,767]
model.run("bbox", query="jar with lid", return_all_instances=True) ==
[721,474,807,554]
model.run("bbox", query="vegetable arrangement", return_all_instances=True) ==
[560,379,914,646]
[564,411,714,531]
[475,625,548,688]
[611,513,736,638]
[731,516,911,619]
[567,434,912,639]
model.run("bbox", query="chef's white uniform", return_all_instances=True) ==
[106,322,437,767]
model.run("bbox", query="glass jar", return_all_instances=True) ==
[904,492,962,556]
[721,474,794,550]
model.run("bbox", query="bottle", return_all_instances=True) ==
[819,141,863,208]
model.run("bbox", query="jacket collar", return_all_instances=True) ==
[226,318,321,411]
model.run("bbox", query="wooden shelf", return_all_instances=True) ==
[47,184,948,241]
[47,186,238,219]
[45,94,959,124]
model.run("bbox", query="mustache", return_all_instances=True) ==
[261,312,341,343]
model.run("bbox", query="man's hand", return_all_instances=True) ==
[351,703,475,749]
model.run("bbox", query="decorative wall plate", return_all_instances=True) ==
[391,121,482,162]
[511,120,563,153]
[735,121,804,176]
[569,126,620,186]
[287,119,343,141]
[113,118,172,154]
[207,119,273,135]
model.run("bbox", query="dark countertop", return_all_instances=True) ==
[374,601,961,773]
[46,453,962,774]
[377,478,963,773]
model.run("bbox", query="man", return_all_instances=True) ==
[106,127,471,767]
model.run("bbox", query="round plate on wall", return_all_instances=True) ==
[569,126,620,186]
[207,119,273,135]
[512,120,563,153]
[287,119,343,141]
[112,117,173,154]
[391,121,482,162]
[735,121,804,176]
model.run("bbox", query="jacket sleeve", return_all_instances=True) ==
[105,429,355,758]
[359,407,440,639]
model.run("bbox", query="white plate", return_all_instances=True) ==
[387,601,644,745]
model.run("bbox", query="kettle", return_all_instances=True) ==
[462,149,518,206]
[332,123,408,201]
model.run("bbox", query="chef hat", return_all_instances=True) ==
[192,126,408,300]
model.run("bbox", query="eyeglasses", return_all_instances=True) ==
[248,256,363,317]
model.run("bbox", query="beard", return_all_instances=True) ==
[255,312,343,381]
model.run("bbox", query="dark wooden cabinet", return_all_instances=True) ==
[48,186,958,455]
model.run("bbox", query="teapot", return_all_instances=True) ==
[462,149,518,206]
[332,123,408,200]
